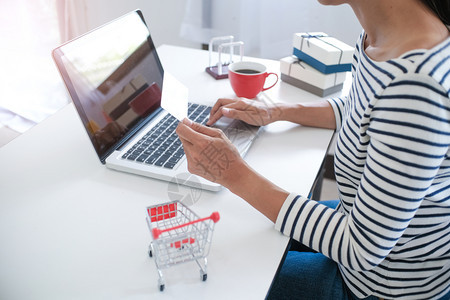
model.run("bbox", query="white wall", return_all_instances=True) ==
[80,1,362,60]
[0,0,363,133]
[82,0,200,49]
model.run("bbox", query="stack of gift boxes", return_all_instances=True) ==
[280,32,354,97]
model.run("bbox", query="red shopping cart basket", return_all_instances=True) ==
[146,201,220,291]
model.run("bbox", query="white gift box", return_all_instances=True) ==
[280,56,346,97]
[292,32,354,74]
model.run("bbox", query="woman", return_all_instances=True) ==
[176,0,450,299]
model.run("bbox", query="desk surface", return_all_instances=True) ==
[0,45,342,299]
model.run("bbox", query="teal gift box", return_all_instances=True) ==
[293,32,354,74]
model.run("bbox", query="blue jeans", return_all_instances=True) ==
[267,200,378,300]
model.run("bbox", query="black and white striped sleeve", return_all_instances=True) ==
[275,74,450,271]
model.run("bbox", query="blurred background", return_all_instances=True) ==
[0,0,361,146]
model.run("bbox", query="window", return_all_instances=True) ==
[0,0,68,133]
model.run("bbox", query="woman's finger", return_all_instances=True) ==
[207,98,238,125]
[187,118,223,137]
[176,119,222,147]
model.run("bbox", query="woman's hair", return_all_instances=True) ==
[423,0,450,25]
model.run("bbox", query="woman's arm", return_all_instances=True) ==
[275,101,336,129]
[176,118,289,222]
[206,97,337,129]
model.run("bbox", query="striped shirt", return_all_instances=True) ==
[275,32,450,299]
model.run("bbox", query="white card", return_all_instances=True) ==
[161,72,188,121]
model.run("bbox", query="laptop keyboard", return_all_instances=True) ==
[121,103,211,169]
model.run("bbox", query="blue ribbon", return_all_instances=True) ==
[295,33,351,74]
[290,57,339,86]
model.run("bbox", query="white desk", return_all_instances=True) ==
[0,45,341,299]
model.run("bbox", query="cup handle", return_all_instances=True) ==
[262,72,279,92]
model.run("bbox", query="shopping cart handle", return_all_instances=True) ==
[152,212,220,240]
[210,211,220,223]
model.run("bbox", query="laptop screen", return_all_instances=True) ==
[52,10,164,162]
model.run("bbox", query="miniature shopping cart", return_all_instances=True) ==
[146,201,220,291]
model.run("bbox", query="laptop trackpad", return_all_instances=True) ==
[212,117,260,153]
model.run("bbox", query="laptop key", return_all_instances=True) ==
[136,154,149,162]
[145,156,158,165]
[168,156,181,164]
[126,154,138,161]
[155,159,165,167]
[164,162,176,169]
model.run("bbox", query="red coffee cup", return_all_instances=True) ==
[228,61,279,99]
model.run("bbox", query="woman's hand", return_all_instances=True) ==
[206,97,280,127]
[177,118,289,222]
[176,118,248,188]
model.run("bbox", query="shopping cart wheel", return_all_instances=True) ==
[202,273,207,281]
[159,284,165,292]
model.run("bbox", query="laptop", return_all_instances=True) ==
[52,10,260,192]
